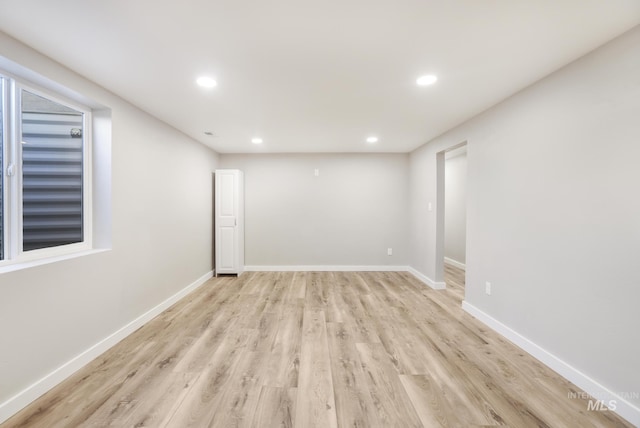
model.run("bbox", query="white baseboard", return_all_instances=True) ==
[0,270,214,425]
[244,265,447,291]
[444,257,466,271]
[407,267,446,290]
[244,265,409,272]
[462,301,640,427]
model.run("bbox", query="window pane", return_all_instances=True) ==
[22,90,83,251]
[0,78,4,260]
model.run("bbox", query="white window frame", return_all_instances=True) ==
[0,70,93,267]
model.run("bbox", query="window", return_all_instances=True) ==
[0,73,92,265]
[1,77,4,260]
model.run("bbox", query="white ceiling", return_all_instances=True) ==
[1,1,639,153]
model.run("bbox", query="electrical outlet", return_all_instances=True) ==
[314,168,319,176]
[387,248,393,256]
[485,282,491,295]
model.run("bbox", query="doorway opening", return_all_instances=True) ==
[436,142,467,300]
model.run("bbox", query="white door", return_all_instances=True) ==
[215,170,242,275]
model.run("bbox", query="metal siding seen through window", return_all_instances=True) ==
[21,90,83,252]
[0,78,4,260]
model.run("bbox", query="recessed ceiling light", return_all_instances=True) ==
[416,74,438,86]
[251,137,263,144]
[204,131,215,136]
[366,136,378,143]
[196,76,217,88]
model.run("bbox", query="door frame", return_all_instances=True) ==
[435,141,468,287]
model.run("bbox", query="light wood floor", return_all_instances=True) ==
[2,267,632,427]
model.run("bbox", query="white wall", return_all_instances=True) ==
[444,150,467,266]
[220,153,409,267]
[0,32,219,417]
[410,25,640,420]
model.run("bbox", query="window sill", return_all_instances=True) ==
[0,248,110,275]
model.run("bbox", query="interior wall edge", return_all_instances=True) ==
[462,301,640,427]
[409,24,640,413]
[443,257,466,271]
[407,266,446,290]
[0,270,213,425]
